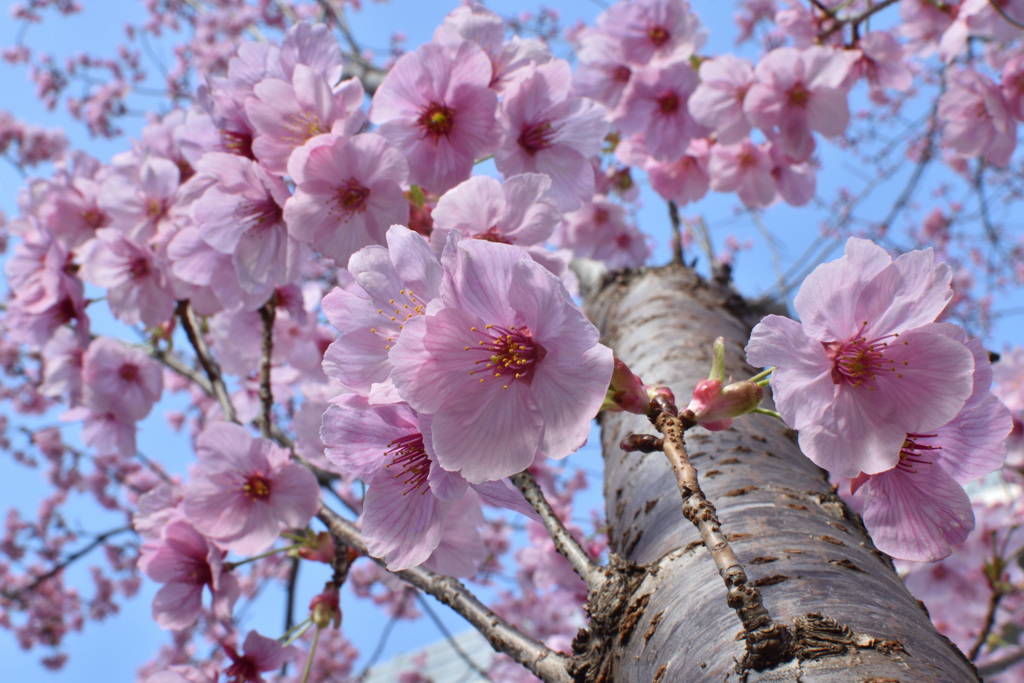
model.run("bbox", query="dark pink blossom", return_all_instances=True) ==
[370,41,498,194]
[572,28,632,110]
[221,630,300,682]
[184,422,320,555]
[390,240,614,483]
[746,238,976,478]
[555,196,649,269]
[137,519,240,630]
[645,137,710,206]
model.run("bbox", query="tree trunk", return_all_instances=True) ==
[579,264,979,682]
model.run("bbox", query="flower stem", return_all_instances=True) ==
[300,625,322,683]
[225,544,302,570]
[282,618,313,646]
[753,407,782,419]
[749,367,774,383]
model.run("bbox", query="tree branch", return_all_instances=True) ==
[257,299,276,439]
[176,300,237,423]
[316,505,573,683]
[649,396,793,671]
[818,0,901,41]
[509,471,605,593]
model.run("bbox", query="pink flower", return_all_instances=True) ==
[246,65,364,174]
[645,137,710,206]
[708,139,776,208]
[555,196,649,269]
[743,46,857,162]
[851,31,913,98]
[429,174,561,250]
[370,42,498,194]
[390,240,613,483]
[495,60,609,211]
[572,28,633,110]
[221,630,300,682]
[97,156,180,242]
[433,3,552,92]
[854,331,1011,561]
[77,229,175,328]
[184,423,320,555]
[284,133,409,265]
[746,238,976,477]
[598,0,705,66]
[321,225,443,402]
[137,519,240,630]
[614,59,707,161]
[321,397,534,572]
[81,337,163,423]
[688,55,755,145]
[938,68,1017,168]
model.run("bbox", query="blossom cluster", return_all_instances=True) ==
[747,238,1013,562]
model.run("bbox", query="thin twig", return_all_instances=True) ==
[509,471,605,593]
[176,300,237,423]
[316,505,573,683]
[258,299,276,439]
[415,593,491,679]
[978,646,1024,678]
[649,396,793,670]
[1,526,133,603]
[968,586,1003,660]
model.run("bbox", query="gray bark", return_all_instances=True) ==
[579,264,979,682]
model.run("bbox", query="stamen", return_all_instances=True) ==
[383,433,430,496]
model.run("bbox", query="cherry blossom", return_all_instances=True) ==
[137,520,240,630]
[746,238,976,477]
[390,240,613,483]
[370,41,498,194]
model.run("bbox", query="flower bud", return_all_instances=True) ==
[684,378,763,431]
[601,357,675,415]
[310,588,341,629]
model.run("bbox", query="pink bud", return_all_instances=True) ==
[684,378,763,431]
[310,588,341,629]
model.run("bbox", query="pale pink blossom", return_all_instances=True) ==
[851,31,913,98]
[433,3,552,92]
[746,238,976,477]
[708,139,776,208]
[246,64,364,174]
[429,174,561,251]
[184,423,320,556]
[572,28,633,110]
[321,225,443,402]
[77,229,175,328]
[97,156,180,242]
[744,46,857,162]
[938,68,1017,168]
[598,0,705,66]
[555,196,649,269]
[614,59,707,161]
[646,137,710,206]
[81,337,163,423]
[284,133,409,265]
[370,42,498,194]
[495,60,609,211]
[390,240,614,483]
[853,331,1010,561]
[688,55,755,145]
